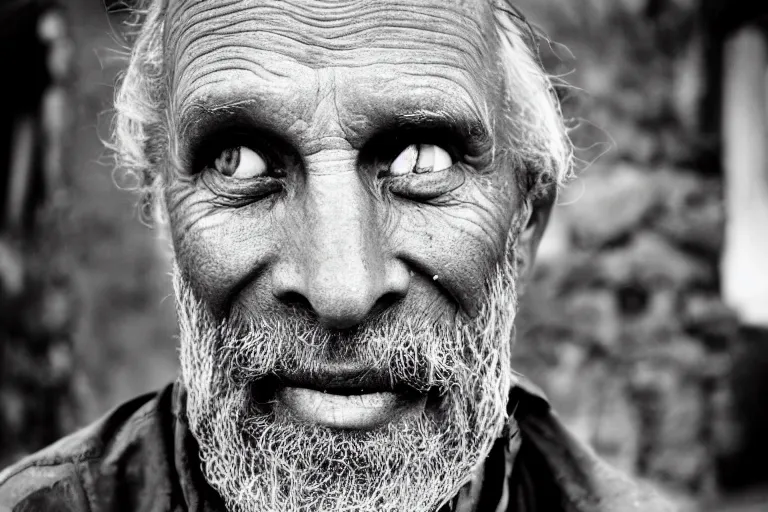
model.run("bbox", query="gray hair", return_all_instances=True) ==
[111,0,573,221]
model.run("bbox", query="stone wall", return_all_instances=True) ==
[512,0,736,504]
[0,4,78,466]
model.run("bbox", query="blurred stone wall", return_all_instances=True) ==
[0,3,79,466]
[3,0,179,467]
[66,0,179,423]
[512,0,735,504]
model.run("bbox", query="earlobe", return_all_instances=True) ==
[516,183,557,279]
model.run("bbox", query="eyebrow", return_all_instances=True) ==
[178,99,263,144]
[176,99,286,165]
[176,97,494,166]
[383,110,493,154]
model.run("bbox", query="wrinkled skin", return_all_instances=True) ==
[163,0,551,326]
[163,0,554,509]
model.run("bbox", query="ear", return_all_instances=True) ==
[516,183,556,280]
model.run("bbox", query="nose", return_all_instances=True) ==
[273,172,409,329]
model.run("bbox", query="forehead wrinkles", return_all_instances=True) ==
[164,0,497,87]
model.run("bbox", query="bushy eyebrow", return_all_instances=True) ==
[175,97,494,167]
[382,110,493,155]
[176,99,281,159]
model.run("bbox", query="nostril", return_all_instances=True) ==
[370,291,405,318]
[277,290,313,312]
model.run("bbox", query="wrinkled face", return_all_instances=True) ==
[163,0,537,510]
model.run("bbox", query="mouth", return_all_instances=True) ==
[253,365,431,431]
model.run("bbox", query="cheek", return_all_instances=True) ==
[165,183,282,313]
[391,178,521,314]
[165,167,522,319]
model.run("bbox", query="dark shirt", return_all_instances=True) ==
[0,377,673,511]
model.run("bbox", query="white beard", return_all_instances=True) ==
[176,254,519,512]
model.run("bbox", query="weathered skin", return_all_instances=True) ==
[163,0,551,328]
[0,4,676,511]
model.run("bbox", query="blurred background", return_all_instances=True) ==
[0,0,767,510]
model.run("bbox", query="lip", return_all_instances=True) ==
[269,364,427,430]
[279,365,401,394]
[278,387,426,430]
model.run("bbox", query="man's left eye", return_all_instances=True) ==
[389,144,453,176]
[214,146,268,179]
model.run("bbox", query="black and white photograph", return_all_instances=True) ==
[0,1,767,510]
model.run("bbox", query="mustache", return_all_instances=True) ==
[176,244,520,398]
[206,305,469,394]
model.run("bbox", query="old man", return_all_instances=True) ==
[1,1,672,511]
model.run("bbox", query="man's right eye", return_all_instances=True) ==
[213,146,268,179]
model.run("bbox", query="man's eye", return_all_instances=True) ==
[213,146,268,179]
[389,144,453,176]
